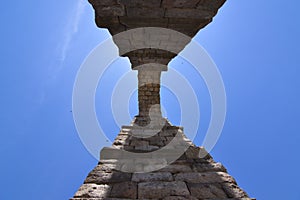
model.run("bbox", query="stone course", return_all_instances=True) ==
[89,0,225,36]
[89,0,226,70]
[72,122,255,200]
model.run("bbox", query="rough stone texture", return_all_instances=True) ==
[188,183,228,199]
[138,181,190,199]
[89,0,226,36]
[71,1,255,200]
[73,184,111,198]
[134,67,165,125]
[132,172,173,182]
[72,123,255,200]
[222,183,250,198]
[174,172,236,184]
[89,0,226,71]
[84,171,132,184]
[110,182,137,199]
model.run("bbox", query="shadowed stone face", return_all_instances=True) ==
[89,0,226,68]
[89,0,226,36]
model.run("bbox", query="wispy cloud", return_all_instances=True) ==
[36,0,87,106]
[60,0,86,62]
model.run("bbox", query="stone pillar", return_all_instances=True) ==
[133,65,167,126]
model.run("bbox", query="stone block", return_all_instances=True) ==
[120,0,161,7]
[163,196,198,200]
[113,139,129,146]
[85,171,132,184]
[135,145,159,151]
[95,16,119,27]
[185,146,212,159]
[107,26,127,35]
[74,184,111,198]
[138,181,190,199]
[100,147,125,160]
[149,137,165,146]
[110,182,137,199]
[192,162,227,172]
[222,182,249,198]
[197,0,226,9]
[162,0,200,8]
[132,172,173,182]
[169,17,209,25]
[130,140,149,146]
[88,0,120,6]
[187,183,227,199]
[174,172,236,184]
[160,130,177,137]
[168,20,209,34]
[91,163,117,173]
[95,5,125,17]
[158,164,193,173]
[127,7,165,18]
[165,8,215,19]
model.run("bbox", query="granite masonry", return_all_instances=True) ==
[71,0,255,199]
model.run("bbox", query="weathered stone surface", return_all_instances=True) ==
[120,0,162,7]
[192,162,227,172]
[197,0,226,10]
[132,172,173,182]
[158,164,193,173]
[135,145,160,151]
[168,18,210,36]
[73,2,255,199]
[165,8,215,19]
[187,183,228,199]
[138,181,190,199]
[110,182,137,199]
[130,140,149,147]
[162,0,200,8]
[113,135,130,146]
[127,7,165,18]
[120,17,169,28]
[163,196,198,200]
[149,136,165,146]
[94,16,119,27]
[89,0,226,70]
[174,172,236,184]
[74,184,111,198]
[88,0,119,6]
[95,5,126,17]
[91,163,117,173]
[85,171,131,184]
[73,124,254,199]
[222,182,249,198]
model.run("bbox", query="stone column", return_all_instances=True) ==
[133,65,167,126]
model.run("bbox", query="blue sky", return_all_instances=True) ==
[1,0,300,199]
